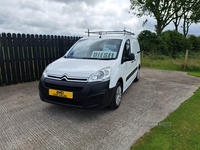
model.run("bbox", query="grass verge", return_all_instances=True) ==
[131,88,200,150]
[141,53,200,72]
[131,54,200,149]
[187,72,200,78]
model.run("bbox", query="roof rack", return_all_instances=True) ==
[85,29,135,37]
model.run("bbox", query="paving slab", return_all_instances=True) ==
[0,68,200,150]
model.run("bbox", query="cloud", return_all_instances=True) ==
[48,0,103,6]
[0,0,199,37]
[0,0,151,36]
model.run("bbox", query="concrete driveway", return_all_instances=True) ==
[0,68,200,150]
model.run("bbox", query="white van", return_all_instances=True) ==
[39,30,141,109]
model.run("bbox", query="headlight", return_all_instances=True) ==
[42,64,51,78]
[42,69,48,78]
[89,67,111,82]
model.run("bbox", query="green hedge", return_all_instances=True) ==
[138,30,200,58]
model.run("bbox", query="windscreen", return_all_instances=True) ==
[66,39,122,60]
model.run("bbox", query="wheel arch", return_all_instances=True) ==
[117,77,123,92]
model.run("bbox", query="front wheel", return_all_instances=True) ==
[108,82,122,109]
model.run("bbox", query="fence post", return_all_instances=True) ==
[184,49,189,71]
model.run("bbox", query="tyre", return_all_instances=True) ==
[109,82,122,109]
[134,67,140,82]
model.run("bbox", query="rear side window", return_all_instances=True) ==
[66,39,122,60]
[123,39,131,57]
[121,39,132,64]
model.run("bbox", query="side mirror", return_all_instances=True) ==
[124,53,135,61]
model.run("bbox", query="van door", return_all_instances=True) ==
[121,39,137,91]
[134,39,141,66]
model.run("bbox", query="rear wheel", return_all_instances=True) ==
[109,82,122,109]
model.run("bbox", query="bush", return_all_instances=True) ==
[160,30,189,58]
[138,30,159,55]
[187,35,200,52]
[138,30,198,58]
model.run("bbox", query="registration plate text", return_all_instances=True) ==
[49,89,73,99]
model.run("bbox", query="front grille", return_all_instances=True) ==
[45,83,83,92]
[47,75,88,82]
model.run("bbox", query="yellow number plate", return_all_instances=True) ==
[49,89,73,99]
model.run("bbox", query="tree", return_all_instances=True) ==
[181,0,200,37]
[130,0,200,36]
[138,30,158,54]
[173,0,185,32]
[130,0,181,35]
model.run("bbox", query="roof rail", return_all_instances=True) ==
[85,29,135,37]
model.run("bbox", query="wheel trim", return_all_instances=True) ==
[116,86,122,106]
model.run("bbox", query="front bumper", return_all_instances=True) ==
[39,76,115,109]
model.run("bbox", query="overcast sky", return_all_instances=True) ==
[0,0,199,37]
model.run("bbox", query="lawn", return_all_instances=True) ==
[131,88,200,150]
[131,53,200,149]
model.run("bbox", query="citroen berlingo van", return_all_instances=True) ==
[39,30,141,109]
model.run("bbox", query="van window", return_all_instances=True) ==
[123,39,131,57]
[121,39,131,63]
[66,39,122,60]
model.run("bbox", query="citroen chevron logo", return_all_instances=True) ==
[61,74,68,81]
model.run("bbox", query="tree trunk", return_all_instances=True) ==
[155,21,163,36]
[173,22,179,32]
